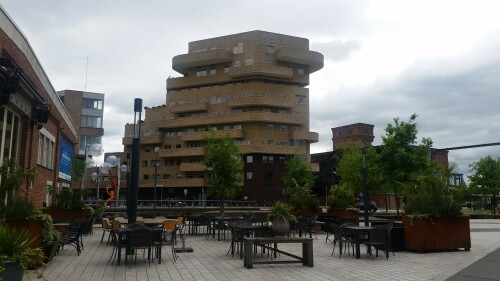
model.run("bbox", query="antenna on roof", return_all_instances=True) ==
[83,57,88,92]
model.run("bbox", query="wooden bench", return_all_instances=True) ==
[243,237,313,269]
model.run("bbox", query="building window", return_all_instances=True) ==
[79,135,102,151]
[267,124,273,132]
[297,95,306,105]
[234,61,241,67]
[81,115,102,128]
[267,140,274,145]
[210,67,216,75]
[143,175,149,180]
[224,66,230,73]
[37,130,55,169]
[246,156,253,163]
[234,124,242,129]
[246,172,253,180]
[196,69,207,77]
[233,43,243,54]
[245,59,254,65]
[297,68,304,76]
[267,44,275,53]
[280,126,287,133]
[265,172,274,185]
[82,98,103,110]
[141,161,148,167]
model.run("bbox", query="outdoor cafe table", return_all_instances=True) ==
[211,216,242,241]
[343,225,372,259]
[115,227,163,266]
[118,218,170,227]
[243,237,313,269]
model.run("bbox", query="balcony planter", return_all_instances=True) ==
[403,215,471,252]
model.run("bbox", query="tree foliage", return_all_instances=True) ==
[0,159,38,204]
[203,130,243,215]
[282,155,317,209]
[336,142,382,194]
[379,114,433,214]
[469,156,500,213]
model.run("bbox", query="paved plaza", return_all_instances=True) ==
[36,219,500,281]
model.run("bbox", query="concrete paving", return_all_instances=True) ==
[32,219,500,281]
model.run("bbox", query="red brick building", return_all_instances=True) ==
[1,7,78,207]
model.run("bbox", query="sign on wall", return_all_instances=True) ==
[59,138,73,181]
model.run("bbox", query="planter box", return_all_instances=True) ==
[43,209,91,223]
[403,216,471,252]
[325,209,360,224]
[6,219,43,248]
[298,208,323,217]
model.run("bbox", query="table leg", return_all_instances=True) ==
[355,238,361,259]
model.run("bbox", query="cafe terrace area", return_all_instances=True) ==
[38,215,500,281]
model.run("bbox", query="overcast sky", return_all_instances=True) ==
[2,0,499,179]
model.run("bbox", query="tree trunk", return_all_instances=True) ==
[220,197,225,216]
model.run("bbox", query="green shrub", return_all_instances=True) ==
[328,184,356,210]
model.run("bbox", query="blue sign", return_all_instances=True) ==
[59,138,73,181]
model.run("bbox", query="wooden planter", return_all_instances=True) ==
[43,209,91,223]
[403,215,471,252]
[326,209,359,224]
[298,208,323,217]
[6,219,43,248]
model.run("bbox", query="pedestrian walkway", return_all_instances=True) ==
[34,219,500,281]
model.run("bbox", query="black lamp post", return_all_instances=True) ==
[153,160,159,209]
[361,147,369,226]
[127,98,142,224]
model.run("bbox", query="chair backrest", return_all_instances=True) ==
[111,219,122,231]
[101,218,110,229]
[163,219,177,231]
[369,226,388,244]
[331,224,344,241]
[242,212,255,223]
[176,216,184,226]
[128,228,153,248]
[254,226,274,238]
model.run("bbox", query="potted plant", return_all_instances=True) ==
[267,201,297,236]
[44,187,92,221]
[401,163,471,252]
[0,224,45,281]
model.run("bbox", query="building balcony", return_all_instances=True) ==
[238,144,306,155]
[152,112,304,129]
[172,48,233,73]
[167,75,233,90]
[180,162,206,172]
[159,147,205,158]
[291,131,319,143]
[228,65,293,79]
[228,96,293,108]
[276,47,324,73]
[181,129,243,142]
[141,135,163,144]
[170,102,208,114]
[140,178,207,188]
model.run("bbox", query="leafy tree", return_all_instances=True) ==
[203,130,243,215]
[380,114,433,216]
[469,156,500,213]
[0,159,37,204]
[336,142,382,196]
[282,155,317,209]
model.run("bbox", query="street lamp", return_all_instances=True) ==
[80,143,103,190]
[91,170,99,199]
[184,188,188,204]
[153,160,159,209]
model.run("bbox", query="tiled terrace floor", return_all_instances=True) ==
[34,219,500,281]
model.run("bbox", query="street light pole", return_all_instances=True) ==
[153,160,159,209]
[361,147,369,227]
